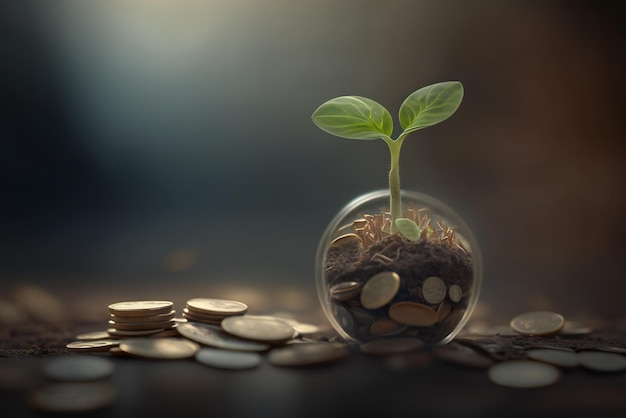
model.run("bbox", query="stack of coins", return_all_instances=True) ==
[182,298,248,325]
[107,301,177,338]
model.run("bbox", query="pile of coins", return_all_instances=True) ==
[107,301,179,338]
[64,299,348,370]
[329,271,467,344]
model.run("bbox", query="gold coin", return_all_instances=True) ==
[186,298,248,315]
[108,319,176,331]
[329,234,362,251]
[110,310,175,323]
[422,276,446,305]
[389,302,438,327]
[108,301,173,317]
[119,338,199,359]
[448,285,463,302]
[176,322,270,352]
[268,342,348,367]
[510,311,565,336]
[107,328,165,337]
[436,301,451,323]
[360,338,424,355]
[370,317,407,337]
[66,340,120,352]
[488,361,560,388]
[329,281,362,302]
[75,331,111,341]
[360,272,401,309]
[221,315,295,344]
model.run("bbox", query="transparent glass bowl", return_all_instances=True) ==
[315,190,482,347]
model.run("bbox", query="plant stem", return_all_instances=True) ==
[386,137,405,232]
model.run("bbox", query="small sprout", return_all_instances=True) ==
[312,81,464,232]
[394,218,421,242]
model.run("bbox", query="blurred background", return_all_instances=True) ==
[1,0,625,322]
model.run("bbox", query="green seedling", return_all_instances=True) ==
[311,81,464,237]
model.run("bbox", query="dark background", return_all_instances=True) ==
[1,0,625,322]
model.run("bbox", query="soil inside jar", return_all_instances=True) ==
[325,233,474,343]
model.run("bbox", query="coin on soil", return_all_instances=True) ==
[44,357,115,382]
[422,276,446,304]
[195,347,262,370]
[510,311,565,335]
[360,337,424,355]
[488,360,561,388]
[436,301,451,323]
[329,234,362,251]
[29,383,116,413]
[578,351,626,372]
[221,315,295,344]
[526,349,579,368]
[268,342,349,367]
[360,272,401,309]
[389,302,438,327]
[108,301,173,317]
[186,298,248,316]
[119,338,199,359]
[177,322,270,352]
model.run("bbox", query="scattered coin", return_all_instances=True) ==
[221,315,295,344]
[66,340,120,352]
[422,276,446,304]
[488,360,561,388]
[578,351,626,372]
[432,342,495,368]
[510,311,565,336]
[360,338,424,355]
[119,338,199,360]
[186,298,248,316]
[526,349,579,368]
[195,347,262,370]
[329,281,362,301]
[268,342,349,367]
[29,383,116,413]
[76,331,112,341]
[448,285,463,302]
[108,301,173,317]
[44,356,115,382]
[370,317,407,337]
[177,322,270,351]
[360,272,401,309]
[389,302,438,327]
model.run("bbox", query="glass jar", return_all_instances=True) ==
[315,190,482,347]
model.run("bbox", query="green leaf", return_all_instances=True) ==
[395,218,421,241]
[399,81,464,134]
[312,96,393,140]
